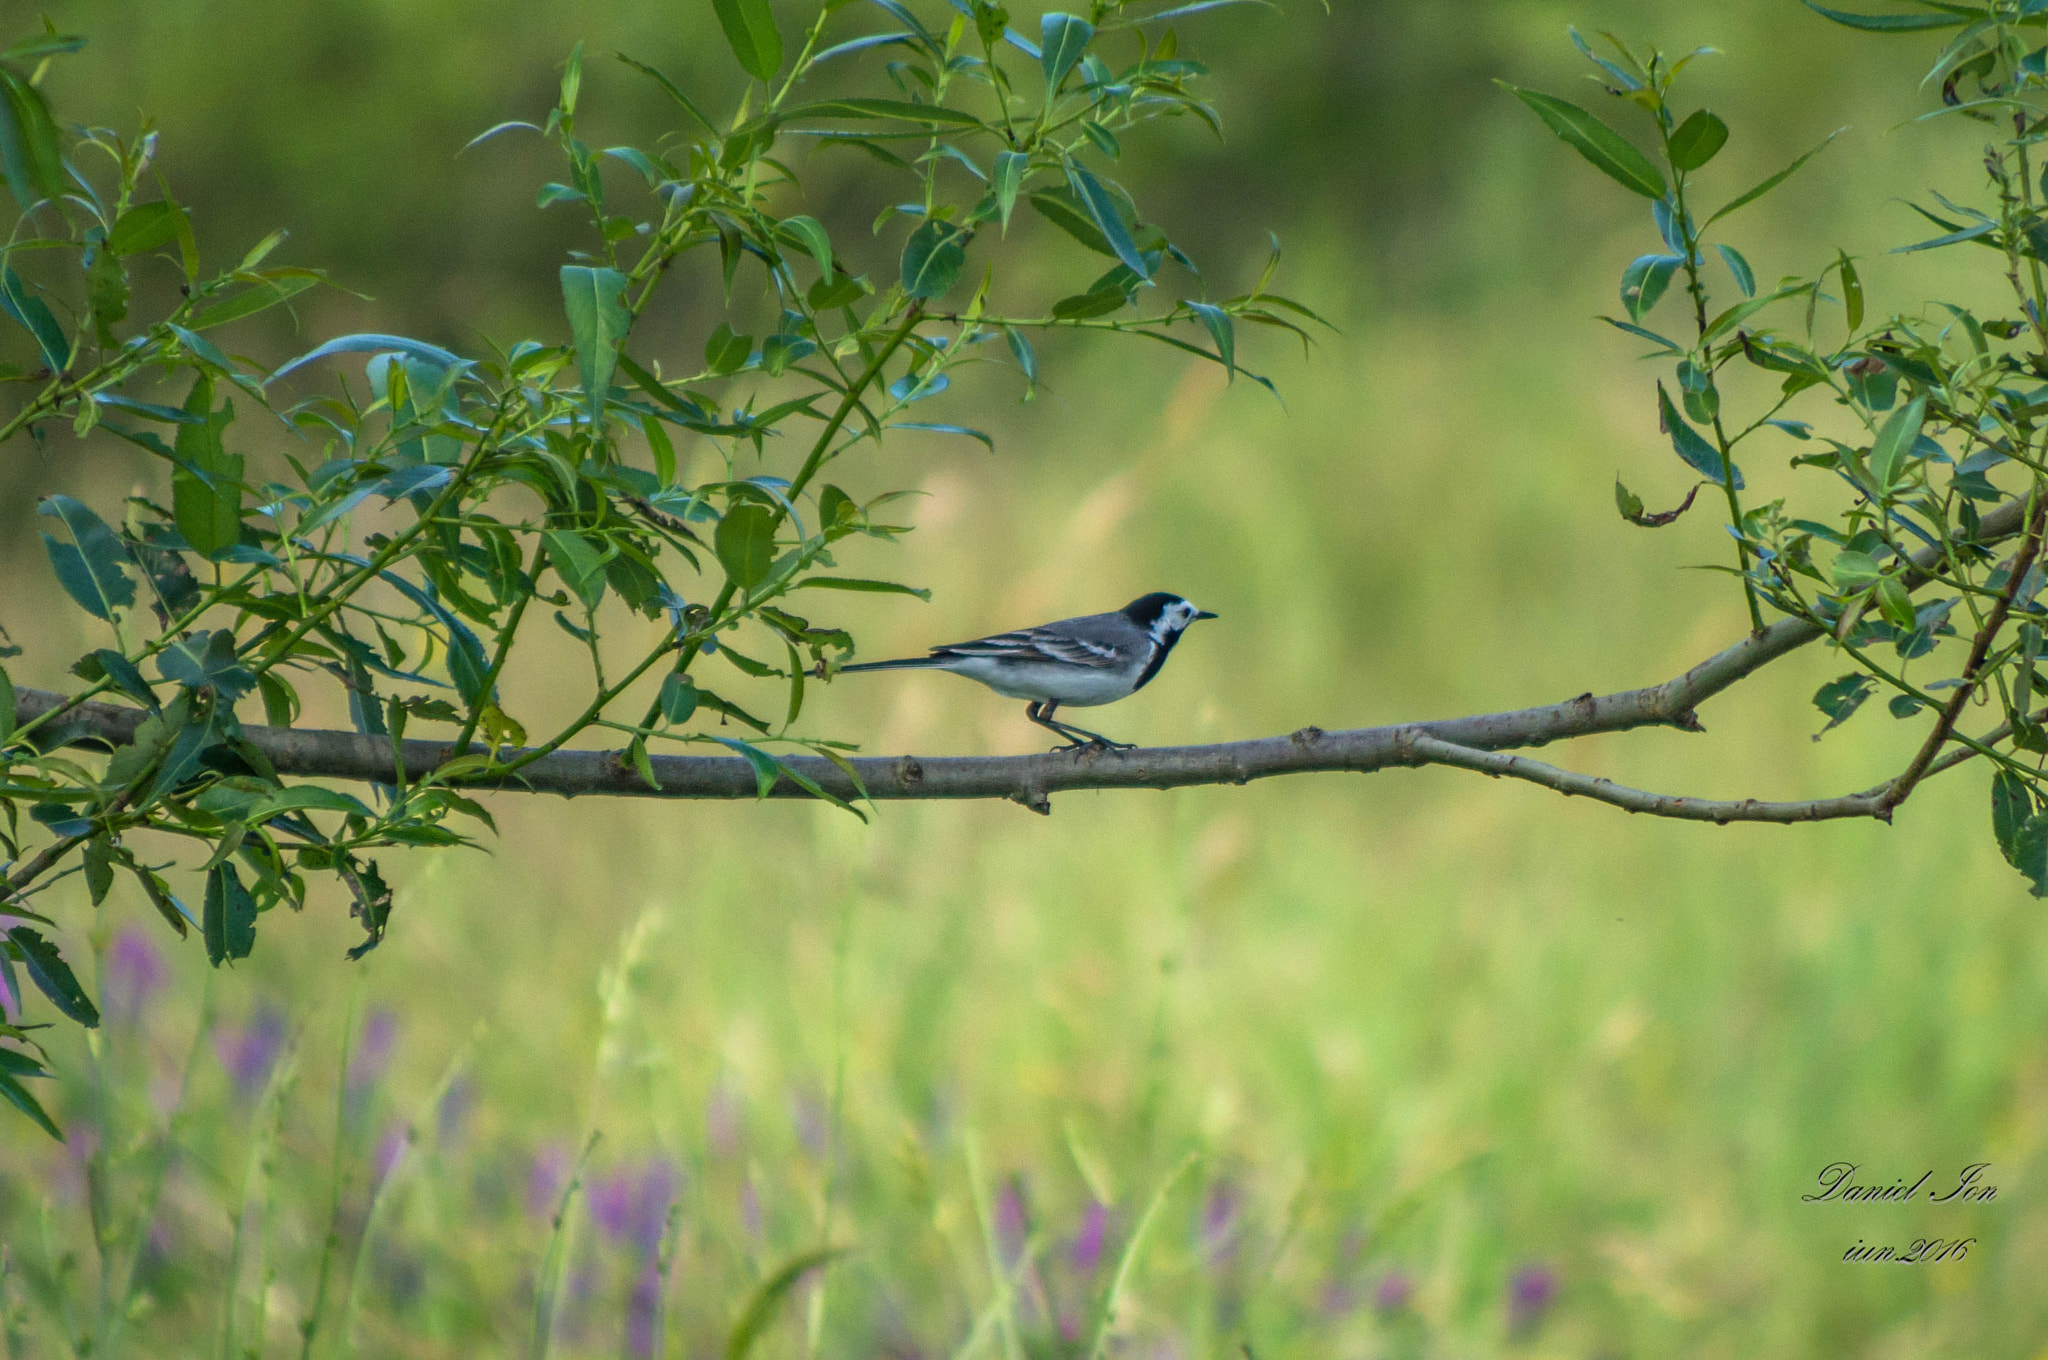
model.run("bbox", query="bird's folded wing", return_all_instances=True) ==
[932,627,1126,668]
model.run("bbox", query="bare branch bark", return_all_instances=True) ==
[7,497,2026,816]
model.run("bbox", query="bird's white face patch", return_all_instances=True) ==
[1150,599,1202,644]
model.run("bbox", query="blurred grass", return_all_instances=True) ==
[5,0,2048,1356]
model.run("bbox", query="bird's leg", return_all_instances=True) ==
[1027,700,1133,752]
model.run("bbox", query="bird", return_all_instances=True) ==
[838,592,1217,750]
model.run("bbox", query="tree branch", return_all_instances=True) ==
[7,497,2026,816]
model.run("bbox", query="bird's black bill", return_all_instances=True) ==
[1194,610,1218,620]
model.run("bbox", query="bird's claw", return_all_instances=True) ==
[1051,735,1134,754]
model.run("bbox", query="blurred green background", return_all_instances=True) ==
[5,1,2048,1356]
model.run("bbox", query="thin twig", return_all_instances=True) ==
[1879,490,2047,814]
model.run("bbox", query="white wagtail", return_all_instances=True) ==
[839,592,1217,750]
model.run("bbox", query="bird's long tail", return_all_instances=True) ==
[838,655,944,673]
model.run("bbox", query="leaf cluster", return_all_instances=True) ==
[0,0,1313,1136]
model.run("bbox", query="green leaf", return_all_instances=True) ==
[187,272,320,331]
[1500,85,1667,199]
[0,661,14,742]
[561,265,630,422]
[1993,771,2048,895]
[709,736,784,799]
[1803,2,1968,31]
[270,333,469,383]
[203,862,257,967]
[1705,132,1837,226]
[795,577,931,600]
[901,219,970,300]
[991,150,1028,232]
[1002,324,1038,398]
[1667,109,1729,171]
[784,97,984,128]
[83,833,114,906]
[0,264,68,373]
[1832,550,1882,589]
[1,33,86,61]
[714,0,785,82]
[626,734,660,790]
[659,672,700,724]
[543,529,609,610]
[0,68,66,212]
[38,495,135,621]
[171,374,245,560]
[1813,673,1875,733]
[1029,188,1115,257]
[1836,250,1864,331]
[716,504,776,590]
[1041,13,1095,88]
[1867,393,1926,490]
[724,1251,846,1360]
[107,201,189,257]
[0,1063,61,1140]
[1656,383,1740,488]
[1615,479,1645,521]
[1620,254,1680,321]
[1185,300,1234,375]
[705,321,753,375]
[1715,243,1755,297]
[779,215,833,280]
[1066,164,1150,279]
[6,928,99,1027]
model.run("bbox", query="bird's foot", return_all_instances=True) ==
[1051,734,1134,754]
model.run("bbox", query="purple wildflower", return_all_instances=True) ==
[346,1008,399,1112]
[105,929,167,1023]
[996,1177,1030,1266]
[585,1160,675,1252]
[437,1076,473,1146]
[526,1141,571,1218]
[372,1123,409,1185]
[1200,1180,1240,1262]
[1507,1263,1558,1335]
[1373,1270,1414,1316]
[740,1181,762,1237]
[214,1003,286,1098]
[789,1089,828,1156]
[1071,1201,1108,1276]
[626,1258,663,1358]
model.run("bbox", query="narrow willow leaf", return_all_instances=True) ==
[172,375,246,560]
[6,928,99,1027]
[992,150,1028,232]
[0,265,69,373]
[713,0,783,81]
[1867,394,1925,490]
[203,862,258,966]
[0,1066,61,1140]
[1500,85,1667,199]
[1714,243,1755,297]
[38,495,135,620]
[1656,383,1741,487]
[1066,164,1149,279]
[270,333,467,384]
[1185,300,1235,375]
[0,69,66,211]
[784,97,984,127]
[561,265,630,422]
[794,577,931,600]
[1705,131,1838,226]
[1837,251,1864,330]
[779,215,833,280]
[1001,323,1038,398]
[1802,2,1968,31]
[1040,12,1094,88]
[543,530,608,610]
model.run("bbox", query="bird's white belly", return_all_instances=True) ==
[941,657,1137,706]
